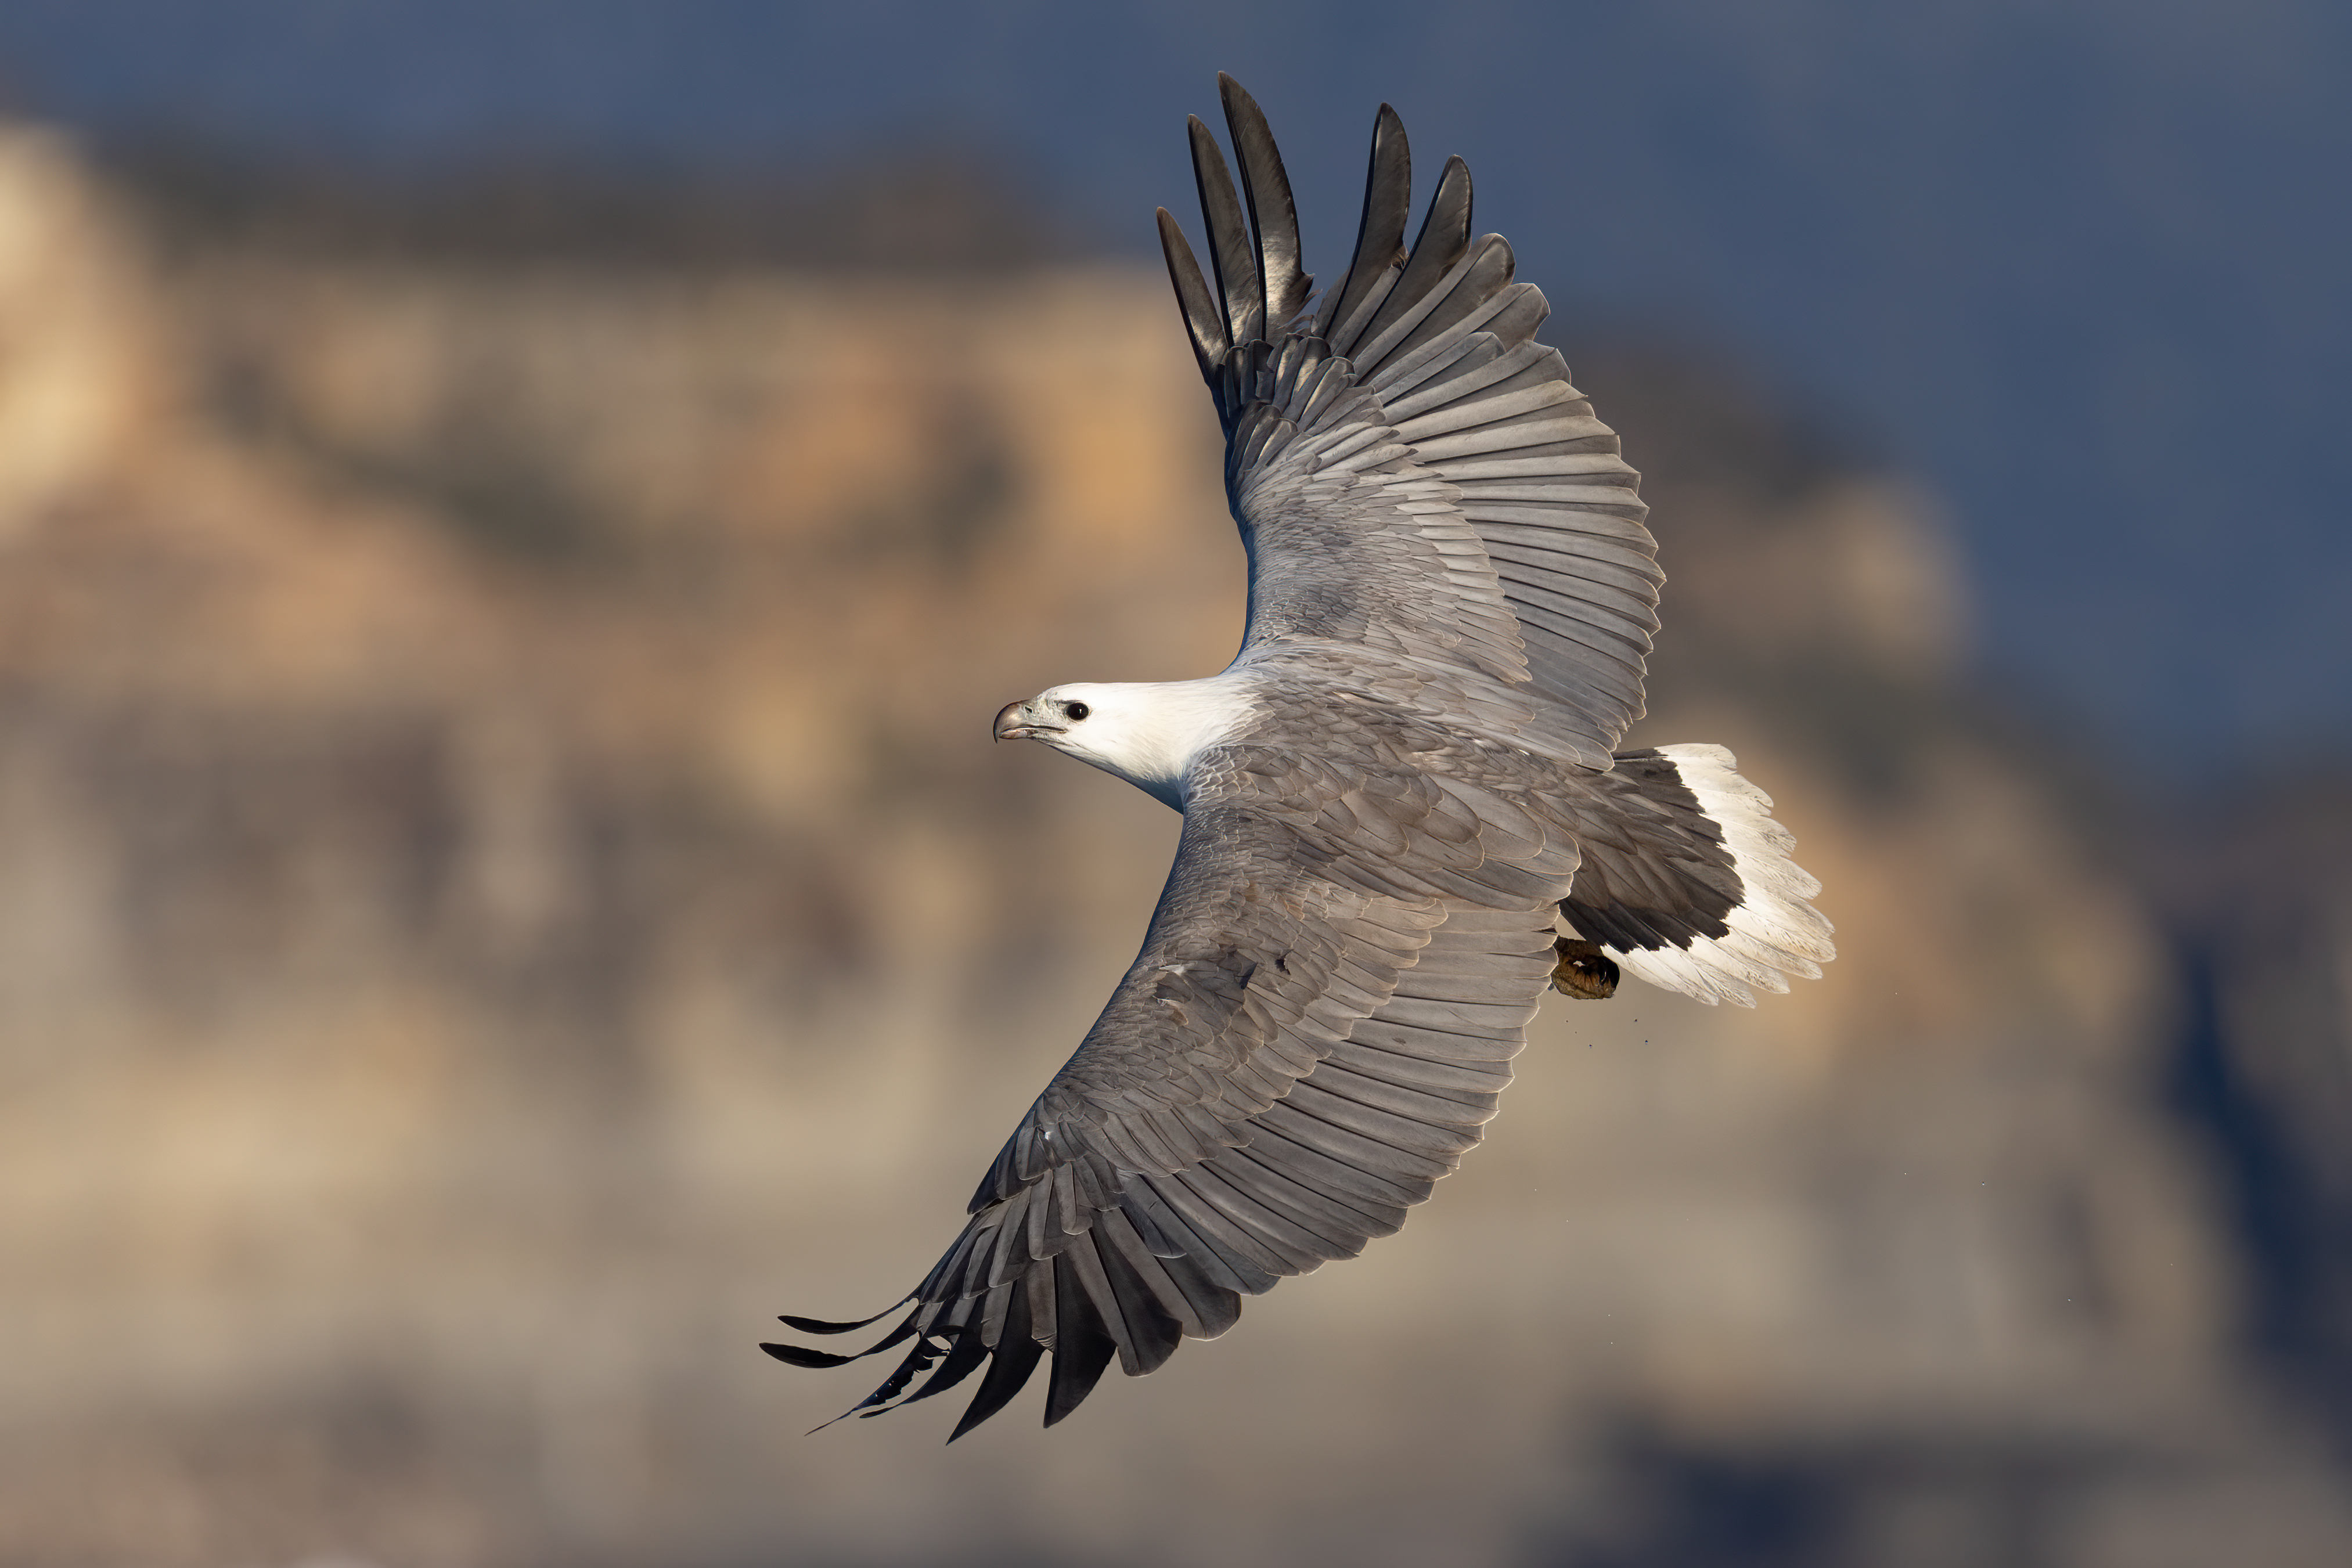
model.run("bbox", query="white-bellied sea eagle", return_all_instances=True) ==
[764,75,1835,1439]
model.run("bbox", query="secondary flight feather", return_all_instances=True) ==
[765,75,1834,1439]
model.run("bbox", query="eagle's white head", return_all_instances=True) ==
[993,679,1252,811]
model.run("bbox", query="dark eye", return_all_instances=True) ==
[1064,701,1091,721]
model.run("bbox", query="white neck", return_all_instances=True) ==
[1039,676,1256,810]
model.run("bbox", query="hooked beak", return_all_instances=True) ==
[993,700,1060,742]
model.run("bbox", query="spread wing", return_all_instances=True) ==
[765,737,1583,1437]
[1159,75,1662,772]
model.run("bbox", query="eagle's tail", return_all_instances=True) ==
[1557,745,1835,1007]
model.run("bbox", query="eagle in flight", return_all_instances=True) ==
[765,75,1833,1439]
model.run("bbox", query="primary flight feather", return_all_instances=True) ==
[765,74,1834,1439]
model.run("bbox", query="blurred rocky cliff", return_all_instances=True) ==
[1,128,2346,1567]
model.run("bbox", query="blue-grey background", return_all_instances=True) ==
[9,6,2352,1565]
[1,0,2346,785]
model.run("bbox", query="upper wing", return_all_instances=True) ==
[765,739,1581,1437]
[1160,76,1662,770]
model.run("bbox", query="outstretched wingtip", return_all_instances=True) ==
[775,1297,912,1336]
[759,1340,860,1369]
[1317,100,1414,349]
[1216,73,1310,332]
[1158,205,1229,383]
[804,1401,869,1436]
[1187,114,1262,349]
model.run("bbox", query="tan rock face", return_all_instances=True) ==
[0,127,159,539]
[0,124,2338,1567]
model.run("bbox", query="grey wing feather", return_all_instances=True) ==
[1160,86,1661,769]
[769,738,1586,1435]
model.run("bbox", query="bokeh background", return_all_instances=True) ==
[1,3,2348,1565]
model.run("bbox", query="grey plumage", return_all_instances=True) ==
[767,74,1833,1437]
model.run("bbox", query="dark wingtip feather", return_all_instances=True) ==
[1351,152,1474,355]
[1043,1253,1121,1425]
[1217,74,1310,330]
[899,1321,991,1408]
[804,1329,943,1433]
[948,1342,1044,1442]
[776,1299,909,1335]
[1158,207,1229,383]
[947,1281,1043,1441]
[1419,155,1475,254]
[1320,102,1413,348]
[759,1342,859,1369]
[1188,114,1263,349]
[1043,1329,1119,1427]
[1094,1230,1185,1375]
